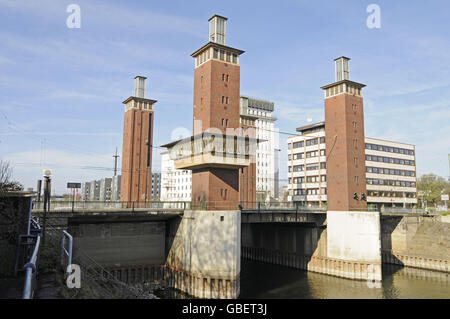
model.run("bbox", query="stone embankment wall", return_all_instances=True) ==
[381,215,449,272]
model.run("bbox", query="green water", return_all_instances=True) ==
[155,260,450,299]
[239,259,450,299]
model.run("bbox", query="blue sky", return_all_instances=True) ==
[0,0,449,194]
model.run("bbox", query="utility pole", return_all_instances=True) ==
[113,147,120,176]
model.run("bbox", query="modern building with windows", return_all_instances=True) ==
[160,151,192,202]
[240,96,278,200]
[82,175,121,202]
[150,172,161,200]
[287,122,417,209]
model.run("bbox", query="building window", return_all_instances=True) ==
[232,54,237,63]
[220,50,225,60]
[226,51,231,62]
[214,48,218,59]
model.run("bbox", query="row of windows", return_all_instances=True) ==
[367,179,416,187]
[289,149,326,160]
[367,191,416,198]
[196,48,238,66]
[365,155,415,166]
[294,188,327,195]
[288,163,326,172]
[366,166,416,177]
[291,137,326,149]
[365,143,414,155]
[325,83,362,97]
[289,175,326,184]
[214,48,238,63]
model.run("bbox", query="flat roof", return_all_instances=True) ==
[241,96,275,111]
[122,96,157,104]
[161,132,261,149]
[365,137,415,147]
[209,14,228,21]
[191,41,245,57]
[320,79,366,90]
[296,121,325,133]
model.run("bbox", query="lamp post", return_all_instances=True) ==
[42,169,52,245]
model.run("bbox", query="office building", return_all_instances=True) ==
[287,123,417,209]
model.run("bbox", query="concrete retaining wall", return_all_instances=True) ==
[69,221,166,267]
[166,210,241,299]
[381,215,449,273]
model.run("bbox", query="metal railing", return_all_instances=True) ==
[32,200,191,212]
[22,234,40,299]
[16,214,42,299]
[61,231,73,275]
[31,199,334,212]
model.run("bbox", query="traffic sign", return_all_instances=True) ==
[441,194,449,201]
[67,182,81,189]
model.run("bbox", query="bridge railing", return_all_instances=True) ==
[31,200,332,212]
[14,198,42,299]
[32,200,192,211]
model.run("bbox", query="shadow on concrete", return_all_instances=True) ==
[380,215,405,267]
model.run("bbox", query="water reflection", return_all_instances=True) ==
[239,259,450,299]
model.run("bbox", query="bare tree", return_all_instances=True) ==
[0,159,23,192]
[0,159,12,184]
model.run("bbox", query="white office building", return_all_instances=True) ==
[287,122,417,209]
[240,96,278,199]
[160,151,192,201]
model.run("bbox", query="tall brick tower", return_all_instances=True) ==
[190,15,245,209]
[321,57,367,211]
[120,76,157,205]
[162,15,256,210]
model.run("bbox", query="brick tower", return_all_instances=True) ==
[321,57,367,211]
[191,15,245,210]
[120,76,157,205]
[162,15,256,210]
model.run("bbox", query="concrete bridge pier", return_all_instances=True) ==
[166,210,241,299]
[326,211,382,281]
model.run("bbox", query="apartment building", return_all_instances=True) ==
[287,122,417,209]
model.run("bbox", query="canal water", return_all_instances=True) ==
[156,259,450,299]
[239,259,450,299]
